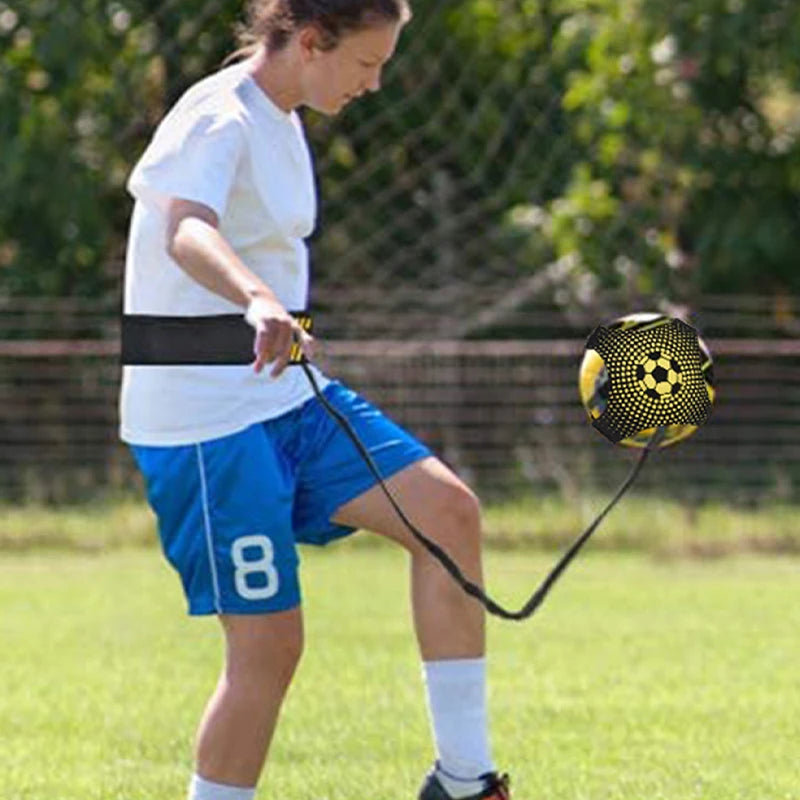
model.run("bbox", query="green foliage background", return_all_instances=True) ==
[1,0,799,301]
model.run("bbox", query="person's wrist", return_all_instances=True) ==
[244,286,275,305]
[245,295,275,330]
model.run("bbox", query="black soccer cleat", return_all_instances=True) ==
[418,766,511,800]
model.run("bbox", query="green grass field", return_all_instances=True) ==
[1,541,799,800]
[2,495,800,556]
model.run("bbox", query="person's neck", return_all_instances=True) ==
[247,45,303,113]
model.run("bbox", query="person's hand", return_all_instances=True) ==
[245,295,315,377]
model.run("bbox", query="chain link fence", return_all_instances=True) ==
[2,2,800,502]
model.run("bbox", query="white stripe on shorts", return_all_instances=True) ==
[195,443,222,613]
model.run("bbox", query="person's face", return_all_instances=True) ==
[298,21,403,115]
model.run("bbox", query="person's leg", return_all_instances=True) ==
[332,457,500,798]
[290,382,506,798]
[132,423,304,800]
[192,608,304,791]
[333,456,484,660]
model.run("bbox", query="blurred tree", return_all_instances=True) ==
[0,0,798,306]
[0,0,238,297]
[527,0,800,303]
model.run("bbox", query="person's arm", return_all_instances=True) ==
[166,198,312,376]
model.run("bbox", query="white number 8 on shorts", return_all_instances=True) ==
[231,535,280,601]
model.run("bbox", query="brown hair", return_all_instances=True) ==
[233,0,411,57]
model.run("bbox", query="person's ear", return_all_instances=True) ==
[297,25,324,62]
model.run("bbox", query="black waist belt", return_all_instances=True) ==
[120,312,312,365]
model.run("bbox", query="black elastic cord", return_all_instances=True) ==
[302,361,661,621]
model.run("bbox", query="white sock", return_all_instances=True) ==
[188,774,256,800]
[423,658,494,797]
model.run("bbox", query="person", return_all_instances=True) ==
[120,2,510,799]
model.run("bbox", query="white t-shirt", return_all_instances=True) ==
[120,61,329,446]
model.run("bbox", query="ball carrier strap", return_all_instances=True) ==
[120,314,657,622]
[120,312,312,366]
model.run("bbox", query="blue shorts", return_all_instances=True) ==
[130,382,431,616]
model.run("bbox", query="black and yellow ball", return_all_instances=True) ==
[578,312,715,448]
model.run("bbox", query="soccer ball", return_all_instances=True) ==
[578,312,715,448]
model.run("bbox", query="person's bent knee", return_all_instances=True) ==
[413,480,483,559]
[450,483,482,537]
